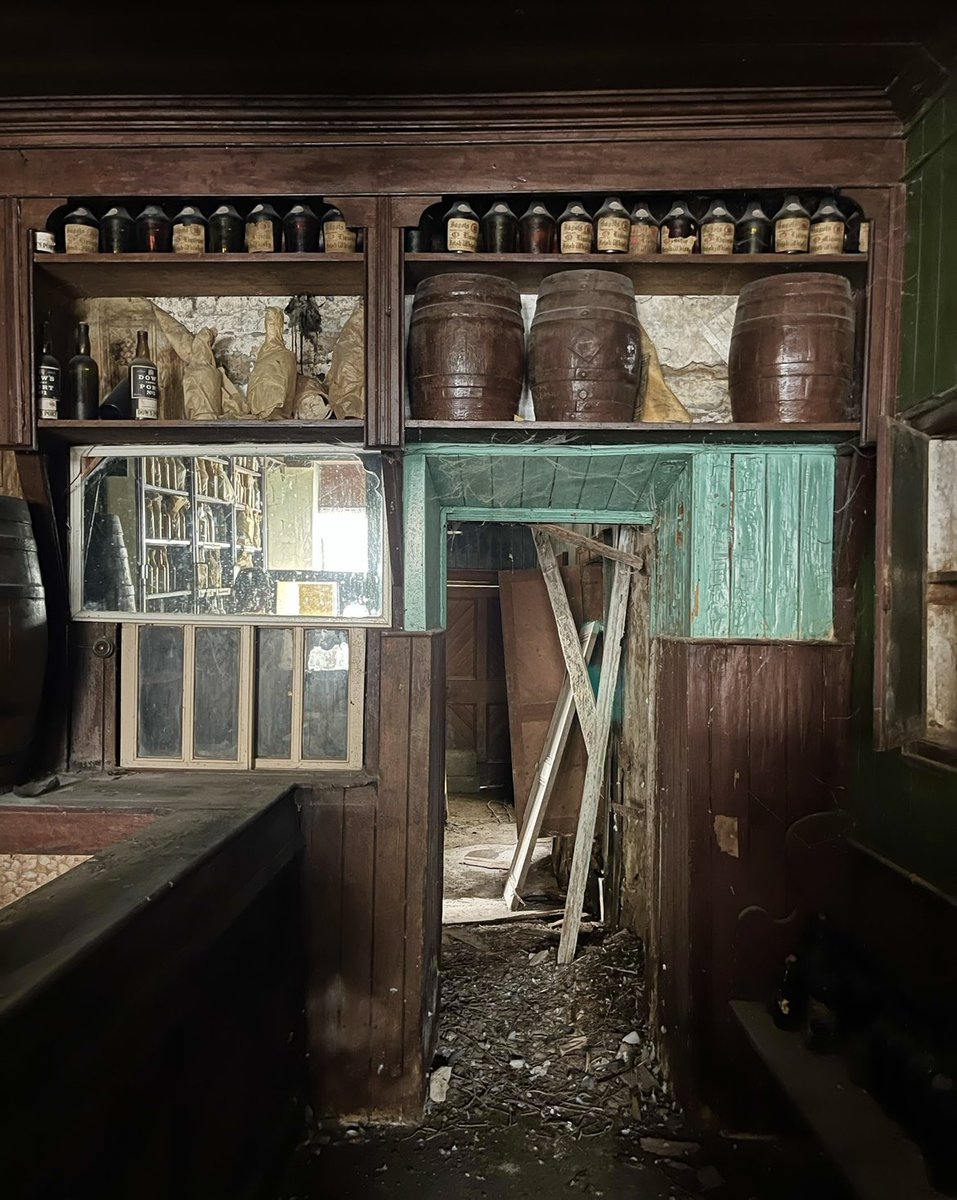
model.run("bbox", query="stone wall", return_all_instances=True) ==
[0,854,90,909]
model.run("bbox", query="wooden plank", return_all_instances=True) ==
[764,455,801,638]
[732,1001,939,1200]
[520,454,558,509]
[690,453,732,638]
[729,454,768,637]
[746,644,789,918]
[335,786,376,1103]
[490,453,524,509]
[797,453,836,639]
[531,528,598,753]
[532,523,645,570]
[558,528,635,965]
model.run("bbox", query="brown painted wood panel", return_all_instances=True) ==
[499,563,603,837]
[0,806,154,853]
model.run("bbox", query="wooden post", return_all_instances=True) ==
[557,527,637,966]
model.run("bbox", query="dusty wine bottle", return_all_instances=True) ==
[245,203,282,253]
[519,200,555,253]
[283,203,320,252]
[67,322,99,420]
[734,198,771,254]
[700,198,735,254]
[809,195,847,254]
[443,200,480,253]
[628,200,659,255]
[130,330,159,420]
[773,194,810,254]
[595,196,631,253]
[100,206,134,253]
[171,205,207,254]
[63,205,99,254]
[322,206,358,253]
[136,205,172,253]
[37,322,61,420]
[660,199,698,254]
[557,200,594,254]
[208,204,244,253]
[405,204,436,253]
[481,200,518,253]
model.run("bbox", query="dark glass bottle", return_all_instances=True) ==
[595,196,631,253]
[130,330,159,420]
[443,200,480,253]
[424,203,447,252]
[557,200,593,254]
[322,206,358,253]
[245,203,282,253]
[519,200,555,253]
[628,200,659,255]
[283,203,320,252]
[208,204,244,253]
[771,954,805,1031]
[37,321,61,420]
[98,377,132,419]
[660,199,698,254]
[809,195,847,255]
[135,205,171,253]
[734,198,772,254]
[773,194,810,254]
[67,322,99,420]
[63,205,99,254]
[405,204,436,252]
[171,205,207,254]
[481,200,518,253]
[100,206,134,253]
[699,198,735,255]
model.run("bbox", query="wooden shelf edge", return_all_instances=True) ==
[404,420,861,445]
[37,419,366,446]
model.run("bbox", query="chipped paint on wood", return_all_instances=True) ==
[713,815,739,858]
[729,455,767,636]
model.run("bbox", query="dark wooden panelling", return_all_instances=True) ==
[366,196,403,448]
[0,806,154,852]
[303,630,445,1119]
[0,197,30,448]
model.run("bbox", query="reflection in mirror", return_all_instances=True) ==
[302,629,350,761]
[193,627,242,760]
[136,625,184,758]
[256,627,295,760]
[72,449,387,624]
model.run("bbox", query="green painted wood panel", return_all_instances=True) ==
[797,454,835,639]
[764,455,801,638]
[519,455,557,509]
[729,455,767,636]
[689,453,733,637]
[403,456,444,631]
[653,469,692,636]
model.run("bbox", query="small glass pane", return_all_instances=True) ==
[193,627,241,760]
[256,628,294,760]
[137,626,184,758]
[302,630,350,761]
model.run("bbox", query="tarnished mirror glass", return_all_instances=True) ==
[71,447,388,624]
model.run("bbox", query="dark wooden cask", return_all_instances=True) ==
[528,270,640,422]
[408,274,525,421]
[0,496,47,784]
[728,273,856,422]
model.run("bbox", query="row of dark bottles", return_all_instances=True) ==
[771,915,957,1194]
[409,194,869,256]
[43,201,361,255]
[38,322,158,420]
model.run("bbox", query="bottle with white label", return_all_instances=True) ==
[443,200,480,253]
[130,330,159,420]
[773,194,811,254]
[809,196,847,255]
[595,196,631,253]
[37,322,61,420]
[660,199,698,255]
[700,198,735,254]
[557,200,594,254]
[628,200,659,255]
[63,205,100,254]
[172,205,208,254]
[322,205,359,253]
[245,203,281,253]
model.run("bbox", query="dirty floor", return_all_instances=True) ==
[281,921,849,1199]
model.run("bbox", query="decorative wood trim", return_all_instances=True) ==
[366,196,403,448]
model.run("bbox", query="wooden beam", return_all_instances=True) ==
[557,527,636,966]
[532,523,646,571]
[532,527,599,753]
[504,622,599,912]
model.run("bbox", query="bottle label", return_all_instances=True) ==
[172,223,206,253]
[701,223,735,254]
[446,218,479,253]
[131,365,159,419]
[34,230,56,254]
[246,221,276,253]
[325,220,358,253]
[858,221,870,254]
[596,215,630,252]
[661,228,697,254]
[774,217,810,252]
[629,223,659,254]
[64,223,99,254]
[809,220,845,254]
[560,220,593,253]
[38,365,59,418]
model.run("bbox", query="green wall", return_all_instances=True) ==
[850,83,957,898]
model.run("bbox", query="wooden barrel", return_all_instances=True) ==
[408,273,525,421]
[0,496,47,785]
[728,273,856,422]
[528,270,640,422]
